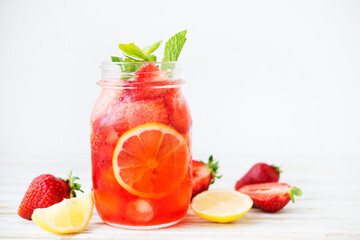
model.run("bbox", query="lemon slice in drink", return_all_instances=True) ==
[191,189,253,223]
[112,123,189,198]
[32,192,94,234]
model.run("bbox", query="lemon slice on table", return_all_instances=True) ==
[32,192,94,234]
[191,189,253,223]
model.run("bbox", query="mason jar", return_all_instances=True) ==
[90,61,192,229]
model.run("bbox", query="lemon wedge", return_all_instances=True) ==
[32,192,94,234]
[191,189,253,223]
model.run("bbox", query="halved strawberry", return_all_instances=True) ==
[163,88,192,133]
[238,182,302,212]
[191,156,221,199]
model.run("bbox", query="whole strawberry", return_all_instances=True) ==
[18,171,83,220]
[239,182,302,212]
[192,155,221,198]
[235,163,281,190]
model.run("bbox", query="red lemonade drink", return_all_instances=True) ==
[91,33,192,229]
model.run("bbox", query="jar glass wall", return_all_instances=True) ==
[90,62,192,229]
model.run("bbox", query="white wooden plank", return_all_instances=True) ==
[0,156,359,239]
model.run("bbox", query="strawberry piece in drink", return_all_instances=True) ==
[164,88,192,133]
[91,99,170,169]
[90,88,125,125]
[125,63,168,101]
[91,120,119,168]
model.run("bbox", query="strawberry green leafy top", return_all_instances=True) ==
[111,30,187,73]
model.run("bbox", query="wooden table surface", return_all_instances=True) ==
[1,155,359,239]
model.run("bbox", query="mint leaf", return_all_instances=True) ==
[148,55,157,62]
[142,40,162,57]
[111,56,123,62]
[124,56,142,62]
[123,58,141,73]
[110,55,140,79]
[111,56,127,74]
[118,43,148,61]
[162,30,187,62]
[124,58,138,62]
[113,30,187,75]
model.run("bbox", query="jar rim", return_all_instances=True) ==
[97,79,184,89]
[99,61,182,88]
[101,60,178,65]
[100,61,179,73]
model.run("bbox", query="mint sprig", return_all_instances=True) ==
[111,55,141,78]
[162,30,187,62]
[118,43,149,61]
[117,40,162,63]
[142,40,162,61]
[111,30,187,75]
[111,56,123,62]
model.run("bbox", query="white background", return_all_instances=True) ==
[1,0,359,164]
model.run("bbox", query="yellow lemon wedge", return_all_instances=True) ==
[191,189,253,223]
[31,192,94,234]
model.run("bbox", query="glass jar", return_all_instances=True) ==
[90,61,192,229]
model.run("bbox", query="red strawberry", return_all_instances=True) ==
[235,163,281,190]
[135,63,162,82]
[91,120,119,168]
[239,182,302,212]
[163,88,192,133]
[18,172,83,220]
[125,63,168,101]
[191,156,221,198]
